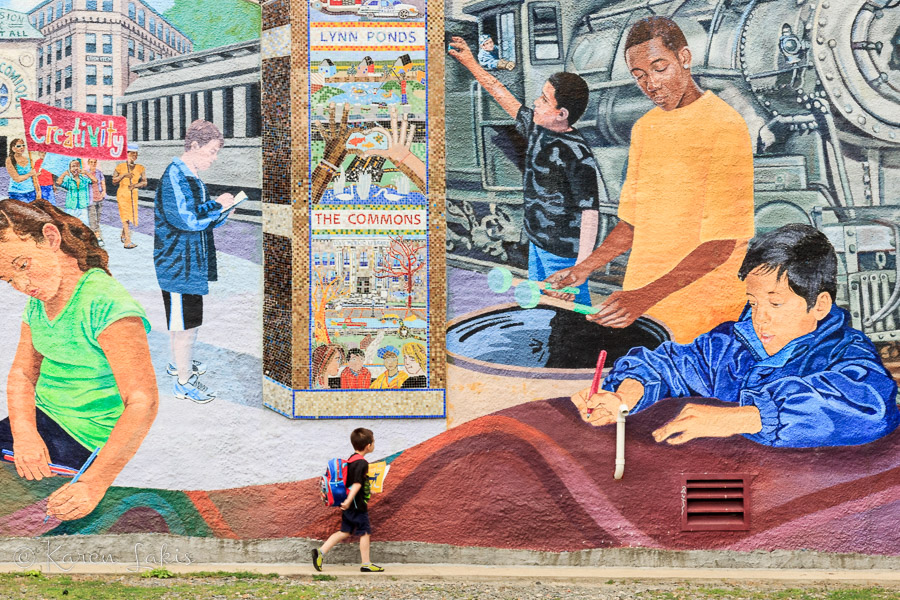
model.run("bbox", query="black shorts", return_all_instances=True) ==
[162,291,204,331]
[340,509,372,536]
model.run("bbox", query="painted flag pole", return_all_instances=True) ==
[27,148,42,201]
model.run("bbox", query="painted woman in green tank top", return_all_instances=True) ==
[0,199,158,523]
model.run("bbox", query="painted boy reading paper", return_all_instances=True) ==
[574,225,900,448]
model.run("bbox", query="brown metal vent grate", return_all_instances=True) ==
[681,474,751,531]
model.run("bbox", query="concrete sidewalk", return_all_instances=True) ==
[1,563,900,585]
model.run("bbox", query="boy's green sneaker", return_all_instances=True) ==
[360,563,384,572]
[312,548,323,572]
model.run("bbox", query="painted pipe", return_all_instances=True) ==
[614,403,629,480]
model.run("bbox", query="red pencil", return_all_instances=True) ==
[586,350,607,417]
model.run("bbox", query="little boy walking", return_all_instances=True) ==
[313,428,384,573]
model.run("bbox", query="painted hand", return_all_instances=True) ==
[46,478,109,521]
[586,289,656,329]
[544,264,592,302]
[216,192,237,210]
[448,36,476,66]
[362,105,416,165]
[13,435,54,480]
[652,404,763,445]
[339,498,351,511]
[571,387,624,427]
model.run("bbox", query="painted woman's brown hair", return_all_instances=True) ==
[0,198,110,275]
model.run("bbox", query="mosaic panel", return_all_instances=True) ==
[262,56,292,205]
[263,233,293,387]
[262,0,290,30]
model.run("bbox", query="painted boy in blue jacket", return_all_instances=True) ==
[573,224,900,448]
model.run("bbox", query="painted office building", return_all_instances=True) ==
[28,0,192,114]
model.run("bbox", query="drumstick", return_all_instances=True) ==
[586,350,607,417]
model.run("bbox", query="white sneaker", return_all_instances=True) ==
[173,375,217,404]
[166,360,207,377]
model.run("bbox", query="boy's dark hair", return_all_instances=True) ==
[738,224,838,310]
[547,72,589,125]
[347,348,365,359]
[351,427,374,451]
[624,16,689,55]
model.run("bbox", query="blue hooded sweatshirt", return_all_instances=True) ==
[602,305,900,448]
[153,158,228,295]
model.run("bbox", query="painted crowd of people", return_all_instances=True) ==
[312,340,428,390]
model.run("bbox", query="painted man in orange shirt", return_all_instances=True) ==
[548,16,755,343]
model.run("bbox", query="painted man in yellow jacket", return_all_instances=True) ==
[548,16,755,343]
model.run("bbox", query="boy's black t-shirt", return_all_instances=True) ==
[515,106,604,258]
[345,454,370,512]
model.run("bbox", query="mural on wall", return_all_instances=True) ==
[0,0,899,565]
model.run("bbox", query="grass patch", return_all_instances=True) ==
[140,567,174,579]
[313,574,337,581]
[186,570,281,579]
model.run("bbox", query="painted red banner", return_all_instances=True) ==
[20,99,127,160]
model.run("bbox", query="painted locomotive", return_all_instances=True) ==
[445,0,900,344]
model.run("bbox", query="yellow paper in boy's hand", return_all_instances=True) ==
[367,462,390,494]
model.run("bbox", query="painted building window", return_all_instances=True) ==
[37,77,43,97]
[130,102,138,140]
[141,100,149,140]
[86,33,96,53]
[46,78,51,96]
[39,13,44,28]
[55,70,61,92]
[65,0,72,12]
[360,251,368,267]
[204,89,213,122]
[38,47,43,68]
[166,96,174,139]
[128,39,135,57]
[157,23,163,39]
[86,65,96,85]
[57,2,63,17]
[86,94,97,113]
[138,44,144,61]
[64,96,72,110]
[55,99,61,108]
[102,34,112,54]
[55,40,62,60]
[102,65,113,85]
[128,2,135,19]
[47,7,53,22]
[64,35,72,57]
[149,17,155,33]
[86,0,97,9]
[137,8,145,25]
[64,66,72,89]
[149,51,156,61]
[103,95,114,116]
[190,92,199,121]
[102,0,113,11]
[247,83,261,138]
[223,87,234,138]
[313,253,321,266]
[528,2,563,62]
[178,94,187,139]
[45,44,51,65]
[482,11,516,65]
[153,98,161,139]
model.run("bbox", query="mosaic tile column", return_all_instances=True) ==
[262,0,446,418]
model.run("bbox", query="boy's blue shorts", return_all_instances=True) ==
[341,509,372,536]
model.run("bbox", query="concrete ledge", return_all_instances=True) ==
[2,535,900,576]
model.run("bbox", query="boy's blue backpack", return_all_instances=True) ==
[320,454,364,507]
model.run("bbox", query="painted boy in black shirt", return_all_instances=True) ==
[449,36,604,306]
[312,428,383,572]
